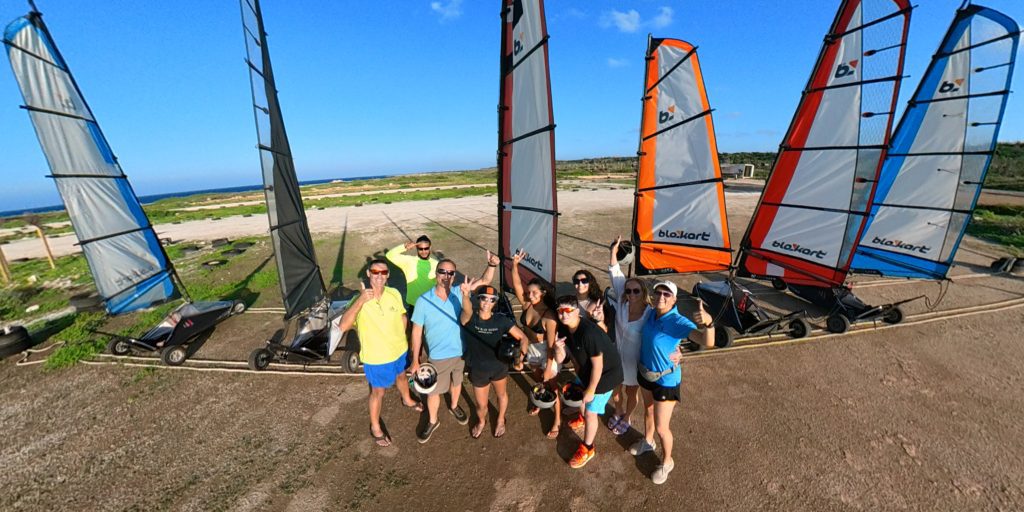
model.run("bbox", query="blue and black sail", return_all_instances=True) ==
[852,4,1019,279]
[4,8,181,314]
[239,0,326,319]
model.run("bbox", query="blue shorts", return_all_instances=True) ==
[585,389,614,414]
[364,351,410,389]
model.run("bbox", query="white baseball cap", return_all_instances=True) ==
[653,281,678,297]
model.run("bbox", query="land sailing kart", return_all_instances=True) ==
[103,300,245,366]
[692,280,811,347]
[785,283,918,334]
[247,299,361,372]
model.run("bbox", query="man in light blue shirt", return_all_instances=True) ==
[410,255,498,443]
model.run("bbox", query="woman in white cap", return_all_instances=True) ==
[632,279,713,485]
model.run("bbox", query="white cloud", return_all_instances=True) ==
[607,57,628,68]
[430,0,463,21]
[601,6,673,33]
[601,9,641,33]
[651,7,673,28]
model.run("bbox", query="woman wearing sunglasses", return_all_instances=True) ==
[458,278,530,439]
[633,280,713,485]
[571,269,608,331]
[510,250,561,438]
[604,236,651,436]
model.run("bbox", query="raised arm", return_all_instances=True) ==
[608,236,627,298]
[385,242,415,267]
[478,250,500,285]
[338,282,373,332]
[510,250,527,305]
[459,278,478,326]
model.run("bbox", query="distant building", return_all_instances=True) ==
[721,163,755,179]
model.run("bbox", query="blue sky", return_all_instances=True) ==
[1,0,1022,211]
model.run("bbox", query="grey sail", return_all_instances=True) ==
[239,0,326,319]
[3,9,181,314]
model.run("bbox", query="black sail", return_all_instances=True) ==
[239,0,325,318]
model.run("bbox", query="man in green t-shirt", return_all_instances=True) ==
[386,235,438,309]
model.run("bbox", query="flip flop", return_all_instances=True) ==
[612,417,631,436]
[528,405,540,417]
[404,400,424,413]
[494,423,506,438]
[471,423,486,439]
[370,429,392,447]
[606,414,622,431]
[546,425,560,439]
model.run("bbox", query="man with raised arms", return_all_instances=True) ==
[386,235,438,310]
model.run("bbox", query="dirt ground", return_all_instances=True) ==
[2,186,1023,511]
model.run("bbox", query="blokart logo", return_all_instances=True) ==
[658,228,710,242]
[514,32,524,56]
[939,78,964,94]
[523,253,544,271]
[834,59,858,79]
[771,240,827,260]
[871,236,931,254]
[658,104,676,124]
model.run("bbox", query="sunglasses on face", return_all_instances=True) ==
[572,277,589,285]
[417,246,431,252]
[436,269,456,276]
[624,288,642,295]
[369,269,389,276]
[478,296,497,303]
[557,307,577,315]
[655,290,675,299]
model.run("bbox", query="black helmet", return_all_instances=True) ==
[530,384,557,409]
[560,382,585,408]
[615,240,634,266]
[496,336,518,362]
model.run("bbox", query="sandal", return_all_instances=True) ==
[546,425,560,439]
[494,422,506,438]
[528,405,540,417]
[403,400,424,413]
[370,429,392,447]
[606,414,622,431]
[611,417,631,436]
[471,422,486,439]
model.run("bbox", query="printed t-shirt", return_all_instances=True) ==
[463,313,515,373]
[353,287,407,365]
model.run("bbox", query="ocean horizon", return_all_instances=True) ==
[0,174,390,218]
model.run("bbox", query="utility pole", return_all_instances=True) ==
[0,244,11,284]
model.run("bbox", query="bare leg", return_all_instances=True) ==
[427,393,441,424]
[369,386,386,435]
[472,384,489,437]
[494,378,509,429]
[449,374,463,411]
[654,400,677,466]
[584,410,600,446]
[623,385,640,423]
[640,387,656,445]
[612,385,623,417]
[395,372,416,406]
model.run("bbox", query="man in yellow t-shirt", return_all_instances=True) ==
[386,235,438,309]
[340,259,421,447]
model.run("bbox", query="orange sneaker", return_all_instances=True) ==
[569,443,595,469]
[567,413,585,431]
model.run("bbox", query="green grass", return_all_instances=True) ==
[43,312,108,370]
[968,205,1024,255]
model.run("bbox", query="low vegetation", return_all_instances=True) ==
[967,205,1024,255]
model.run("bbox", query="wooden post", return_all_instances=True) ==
[0,244,10,284]
[36,226,55,269]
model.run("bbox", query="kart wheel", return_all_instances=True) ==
[0,326,32,360]
[248,348,273,371]
[231,301,246,315]
[341,350,361,374]
[107,337,131,356]
[771,278,787,291]
[160,345,188,366]
[826,314,850,334]
[714,326,735,348]
[882,306,903,325]
[788,318,810,339]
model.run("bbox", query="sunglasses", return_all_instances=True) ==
[417,246,431,252]
[624,288,642,295]
[557,307,577,315]
[655,290,675,299]
[478,296,497,303]
[369,269,389,276]
[436,269,456,276]
[572,277,589,285]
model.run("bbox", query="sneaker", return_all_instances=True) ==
[652,460,675,485]
[629,439,656,456]
[449,405,469,425]
[568,443,595,469]
[567,413,585,431]
[417,421,440,444]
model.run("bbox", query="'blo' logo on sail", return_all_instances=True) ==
[834,59,859,79]
[771,240,827,260]
[658,228,710,242]
[871,236,931,254]
[658,104,676,124]
[939,78,964,94]
[514,32,524,56]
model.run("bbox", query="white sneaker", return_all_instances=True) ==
[628,439,656,456]
[652,460,675,485]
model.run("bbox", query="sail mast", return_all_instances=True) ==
[239,0,326,319]
[4,7,184,314]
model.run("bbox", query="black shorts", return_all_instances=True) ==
[636,370,680,402]
[469,365,508,387]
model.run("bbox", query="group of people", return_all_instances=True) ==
[339,234,714,485]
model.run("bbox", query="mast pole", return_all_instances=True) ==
[629,34,653,278]
[496,1,509,294]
